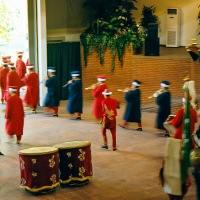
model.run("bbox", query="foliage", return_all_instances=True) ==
[0,0,13,42]
[140,5,158,34]
[81,0,145,72]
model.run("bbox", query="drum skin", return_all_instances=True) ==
[190,148,200,169]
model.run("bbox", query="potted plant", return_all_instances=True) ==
[81,0,145,72]
[140,5,158,36]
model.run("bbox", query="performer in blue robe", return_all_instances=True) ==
[156,80,171,136]
[44,67,60,116]
[119,80,142,131]
[65,71,83,120]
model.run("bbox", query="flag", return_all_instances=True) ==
[181,87,191,184]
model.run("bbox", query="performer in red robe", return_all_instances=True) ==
[22,64,39,113]
[171,96,197,148]
[91,75,107,122]
[6,64,21,100]
[16,51,26,80]
[5,86,24,144]
[101,89,120,151]
[0,62,9,103]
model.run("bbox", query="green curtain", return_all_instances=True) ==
[47,42,81,100]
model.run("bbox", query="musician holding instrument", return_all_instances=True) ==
[155,80,171,137]
[86,75,107,123]
[119,80,142,131]
[65,71,83,120]
[44,67,60,116]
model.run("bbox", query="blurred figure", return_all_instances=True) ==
[16,51,26,80]
[44,67,60,116]
[22,64,39,113]
[183,75,197,110]
[6,63,21,100]
[65,71,83,120]
[119,80,142,131]
[85,75,107,123]
[0,62,9,103]
[5,86,24,144]
[155,80,171,137]
[165,95,197,146]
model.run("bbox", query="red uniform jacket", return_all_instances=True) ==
[0,68,9,101]
[23,72,39,107]
[172,107,197,148]
[16,59,26,79]
[6,71,21,98]
[5,95,24,136]
[0,68,9,89]
[92,83,107,119]
[102,97,120,118]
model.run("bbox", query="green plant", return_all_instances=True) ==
[140,5,158,35]
[81,0,145,72]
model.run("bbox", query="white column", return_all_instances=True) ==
[37,0,47,106]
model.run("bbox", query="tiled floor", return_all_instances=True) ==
[0,100,198,200]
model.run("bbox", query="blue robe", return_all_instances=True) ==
[123,89,141,122]
[44,76,60,107]
[156,91,171,130]
[67,79,83,114]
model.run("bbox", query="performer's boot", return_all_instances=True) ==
[0,151,4,156]
[136,122,142,131]
[119,121,128,128]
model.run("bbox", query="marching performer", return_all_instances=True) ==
[0,62,9,103]
[16,51,26,80]
[155,80,171,137]
[119,80,142,131]
[44,67,60,116]
[101,89,120,151]
[6,63,21,100]
[22,64,39,113]
[160,90,197,200]
[86,75,107,123]
[5,86,24,144]
[65,71,83,120]
[166,95,197,145]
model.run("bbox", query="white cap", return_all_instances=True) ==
[8,86,18,92]
[132,80,141,86]
[47,69,56,72]
[26,64,34,69]
[102,89,112,95]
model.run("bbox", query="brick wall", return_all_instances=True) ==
[81,46,200,113]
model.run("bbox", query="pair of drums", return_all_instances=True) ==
[19,141,93,194]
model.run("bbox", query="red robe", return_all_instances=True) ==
[0,67,9,102]
[5,95,24,136]
[172,107,197,148]
[92,83,107,119]
[6,71,21,99]
[16,59,26,80]
[101,97,120,149]
[23,72,39,107]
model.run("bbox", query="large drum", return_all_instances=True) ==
[54,140,93,186]
[19,147,59,194]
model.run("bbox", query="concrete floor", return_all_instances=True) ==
[0,100,197,200]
